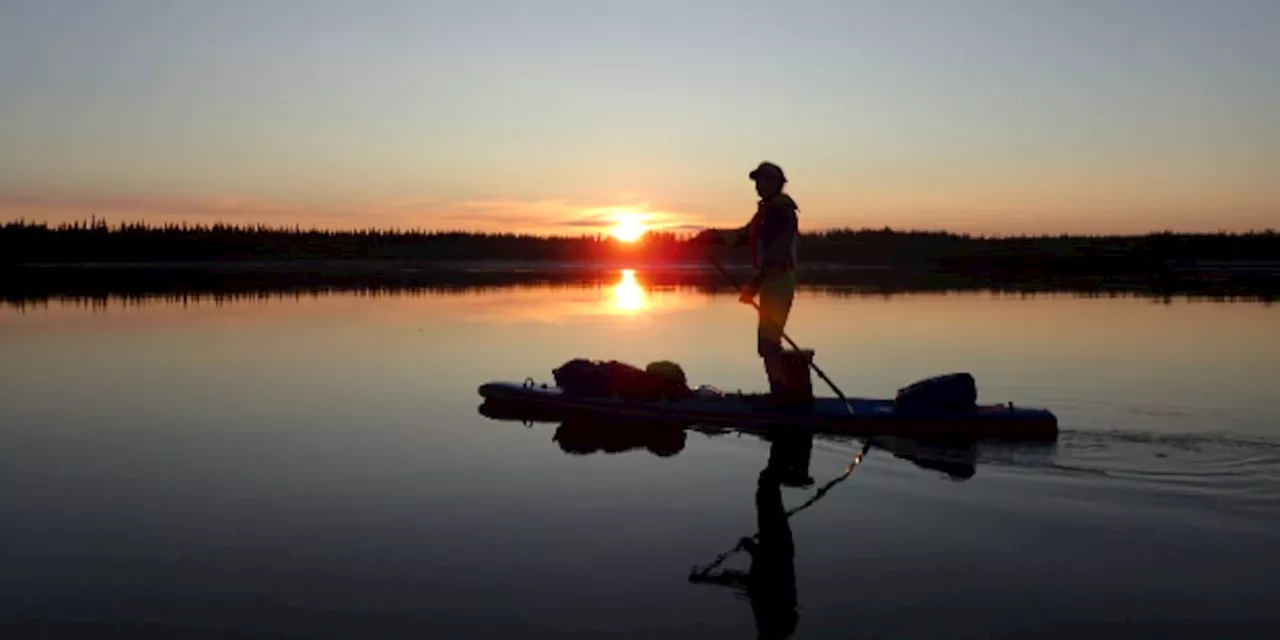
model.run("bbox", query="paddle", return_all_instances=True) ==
[707,254,854,414]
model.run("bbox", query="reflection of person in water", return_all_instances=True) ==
[745,460,801,638]
[690,430,814,639]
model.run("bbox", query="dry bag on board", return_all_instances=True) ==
[553,359,613,397]
[553,358,694,401]
[894,373,978,414]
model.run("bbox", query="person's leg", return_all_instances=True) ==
[756,271,796,395]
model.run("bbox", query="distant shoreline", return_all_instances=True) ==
[8,256,1280,275]
[4,221,1277,303]
[9,255,1280,275]
[8,258,896,272]
[4,220,1277,268]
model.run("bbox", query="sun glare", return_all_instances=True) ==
[609,212,647,243]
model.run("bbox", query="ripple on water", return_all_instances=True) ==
[1014,429,1280,516]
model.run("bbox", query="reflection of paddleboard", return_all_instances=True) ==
[478,381,1058,442]
[478,399,1058,481]
[871,435,979,481]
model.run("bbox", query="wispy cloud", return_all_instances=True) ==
[0,192,713,234]
[0,193,349,221]
[423,198,706,233]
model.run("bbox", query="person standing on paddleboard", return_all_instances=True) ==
[696,161,800,405]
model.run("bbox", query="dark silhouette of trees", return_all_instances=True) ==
[0,218,698,263]
[3,219,1276,305]
[2,220,1277,276]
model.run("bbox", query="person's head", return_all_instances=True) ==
[749,161,786,199]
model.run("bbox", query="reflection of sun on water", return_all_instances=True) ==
[611,269,649,313]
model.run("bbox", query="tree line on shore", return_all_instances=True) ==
[2,219,1277,272]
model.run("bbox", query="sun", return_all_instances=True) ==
[609,213,648,243]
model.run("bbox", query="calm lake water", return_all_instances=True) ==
[2,269,1279,638]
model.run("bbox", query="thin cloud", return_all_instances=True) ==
[562,219,615,228]
[0,193,351,222]
[0,192,711,234]
[432,213,550,226]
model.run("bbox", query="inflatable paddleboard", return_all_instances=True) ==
[478,380,1059,442]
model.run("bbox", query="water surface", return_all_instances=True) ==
[2,271,1278,638]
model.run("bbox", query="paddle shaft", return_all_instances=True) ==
[707,255,853,412]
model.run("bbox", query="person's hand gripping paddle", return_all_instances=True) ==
[708,255,854,415]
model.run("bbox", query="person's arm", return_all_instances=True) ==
[723,221,751,248]
[694,221,750,246]
[688,568,750,589]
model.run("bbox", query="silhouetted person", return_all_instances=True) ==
[696,162,801,407]
[690,430,813,639]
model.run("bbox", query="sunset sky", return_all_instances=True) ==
[1,0,1277,236]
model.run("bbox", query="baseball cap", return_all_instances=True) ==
[749,161,787,183]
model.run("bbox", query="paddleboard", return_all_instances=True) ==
[478,380,1058,442]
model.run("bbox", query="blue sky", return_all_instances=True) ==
[1,0,1277,235]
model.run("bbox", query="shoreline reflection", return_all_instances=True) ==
[4,264,1274,308]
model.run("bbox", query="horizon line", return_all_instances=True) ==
[3,217,1277,240]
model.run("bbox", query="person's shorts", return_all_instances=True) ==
[757,271,796,357]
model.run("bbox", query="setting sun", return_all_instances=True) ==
[609,213,647,243]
